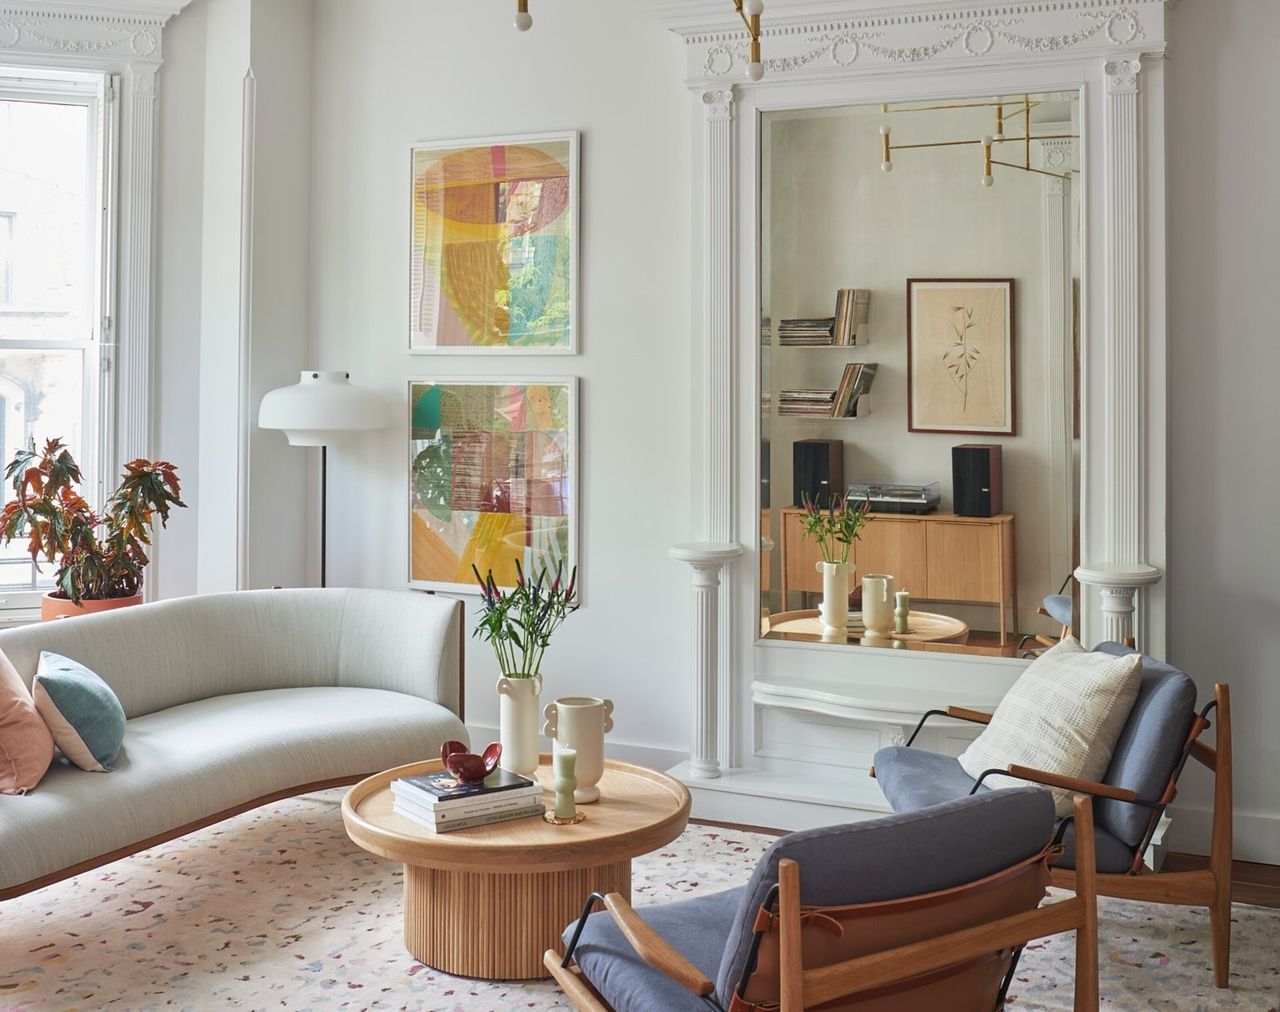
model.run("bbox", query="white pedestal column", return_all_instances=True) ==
[670,542,743,779]
[1075,562,1162,648]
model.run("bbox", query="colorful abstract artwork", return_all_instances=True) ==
[409,380,575,592]
[410,133,577,353]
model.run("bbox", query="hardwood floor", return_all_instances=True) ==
[1163,852,1280,909]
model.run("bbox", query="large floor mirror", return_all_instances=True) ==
[759,92,1081,659]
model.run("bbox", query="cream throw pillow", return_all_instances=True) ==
[958,637,1143,817]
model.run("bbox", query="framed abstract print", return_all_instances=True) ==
[408,379,577,594]
[907,278,1016,436]
[410,132,578,353]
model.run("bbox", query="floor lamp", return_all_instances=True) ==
[258,371,387,587]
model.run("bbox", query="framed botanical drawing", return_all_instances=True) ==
[409,131,578,353]
[907,278,1016,436]
[408,379,577,594]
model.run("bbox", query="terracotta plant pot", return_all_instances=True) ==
[41,592,143,622]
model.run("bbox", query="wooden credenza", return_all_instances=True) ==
[778,509,1017,644]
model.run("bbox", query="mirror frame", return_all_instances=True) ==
[656,0,1169,771]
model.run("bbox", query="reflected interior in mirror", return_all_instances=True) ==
[759,92,1082,658]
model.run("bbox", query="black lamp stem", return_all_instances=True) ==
[320,444,328,589]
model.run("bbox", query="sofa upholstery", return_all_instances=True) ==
[0,589,466,897]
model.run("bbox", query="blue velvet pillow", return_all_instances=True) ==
[32,652,126,772]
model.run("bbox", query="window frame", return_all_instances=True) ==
[0,69,119,611]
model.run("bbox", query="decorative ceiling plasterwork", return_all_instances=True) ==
[0,2,189,63]
[653,0,1164,81]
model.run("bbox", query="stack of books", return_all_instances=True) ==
[778,388,838,416]
[778,317,836,346]
[391,767,545,833]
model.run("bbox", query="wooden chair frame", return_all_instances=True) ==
[893,683,1233,989]
[545,796,1099,1012]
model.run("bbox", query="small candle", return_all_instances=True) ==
[553,747,578,820]
[895,589,911,633]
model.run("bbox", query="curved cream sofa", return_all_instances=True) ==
[0,588,466,900]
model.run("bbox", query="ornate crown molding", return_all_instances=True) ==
[651,0,1168,81]
[0,1,193,62]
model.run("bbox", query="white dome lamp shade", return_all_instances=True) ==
[258,371,387,587]
[258,371,386,446]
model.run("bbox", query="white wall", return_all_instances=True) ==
[1166,0,1280,863]
[308,0,694,754]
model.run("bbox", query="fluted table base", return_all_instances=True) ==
[402,860,632,980]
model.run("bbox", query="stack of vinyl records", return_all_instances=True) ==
[832,289,871,346]
[391,767,545,833]
[778,388,838,416]
[777,318,836,346]
[832,362,879,418]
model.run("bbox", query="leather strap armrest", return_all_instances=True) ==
[602,893,715,996]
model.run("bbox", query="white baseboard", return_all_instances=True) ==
[465,723,686,774]
[1167,804,1280,865]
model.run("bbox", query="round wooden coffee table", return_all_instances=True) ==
[341,756,690,980]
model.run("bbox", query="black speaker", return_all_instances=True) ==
[792,439,844,508]
[952,444,1003,517]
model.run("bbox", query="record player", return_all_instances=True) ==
[847,481,941,515]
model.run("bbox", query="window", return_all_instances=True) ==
[0,71,114,602]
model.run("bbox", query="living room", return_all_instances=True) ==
[0,0,1276,1009]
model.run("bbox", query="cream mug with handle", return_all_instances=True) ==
[543,696,614,803]
[862,574,896,635]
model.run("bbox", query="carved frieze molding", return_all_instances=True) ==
[0,2,191,64]
[652,0,1166,82]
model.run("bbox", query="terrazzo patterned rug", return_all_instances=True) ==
[1,790,1276,1011]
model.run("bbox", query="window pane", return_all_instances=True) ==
[0,99,94,340]
[0,348,86,591]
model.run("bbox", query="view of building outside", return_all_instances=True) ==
[0,94,102,590]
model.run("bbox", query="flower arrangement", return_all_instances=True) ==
[0,438,186,605]
[472,561,579,679]
[798,492,870,565]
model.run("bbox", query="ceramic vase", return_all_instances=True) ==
[862,574,896,635]
[542,696,614,803]
[814,561,850,633]
[496,675,543,776]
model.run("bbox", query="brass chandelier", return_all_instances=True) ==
[878,95,1078,187]
[513,1,767,80]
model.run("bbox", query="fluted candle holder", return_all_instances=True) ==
[545,747,586,826]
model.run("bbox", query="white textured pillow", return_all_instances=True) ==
[958,637,1143,816]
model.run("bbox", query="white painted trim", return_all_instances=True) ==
[662,0,1169,819]
[236,69,255,591]
[1168,804,1280,868]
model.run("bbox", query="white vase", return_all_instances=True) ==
[543,696,614,803]
[814,561,851,633]
[497,675,543,776]
[862,574,896,635]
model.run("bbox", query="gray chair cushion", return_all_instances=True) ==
[714,788,1054,1003]
[565,885,744,1012]
[874,746,1137,874]
[873,744,989,811]
[1094,643,1197,847]
[1043,593,1074,627]
[0,686,466,893]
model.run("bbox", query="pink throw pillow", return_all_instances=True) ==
[0,648,55,794]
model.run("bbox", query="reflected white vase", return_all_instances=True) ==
[543,696,614,803]
[863,574,896,635]
[815,561,851,633]
[497,675,543,776]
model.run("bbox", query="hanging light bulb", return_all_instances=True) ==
[981,135,995,187]
[739,0,765,80]
[514,0,532,31]
[880,125,893,172]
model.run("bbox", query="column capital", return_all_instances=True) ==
[701,87,735,122]
[1104,57,1143,95]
